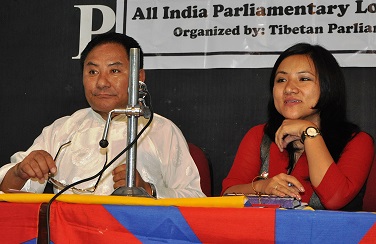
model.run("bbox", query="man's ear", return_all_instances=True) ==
[139,69,146,82]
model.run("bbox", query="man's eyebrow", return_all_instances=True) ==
[85,61,124,67]
[108,61,123,66]
[276,71,287,74]
[85,61,98,67]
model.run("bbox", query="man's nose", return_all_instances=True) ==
[96,73,111,88]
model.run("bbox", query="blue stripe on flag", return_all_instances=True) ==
[104,205,201,243]
[276,209,376,243]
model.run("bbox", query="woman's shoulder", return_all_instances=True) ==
[245,123,266,136]
[344,131,375,157]
[241,123,266,143]
[352,131,374,147]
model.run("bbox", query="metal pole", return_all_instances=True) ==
[111,48,152,198]
[126,48,139,188]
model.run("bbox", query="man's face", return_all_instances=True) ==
[82,43,143,119]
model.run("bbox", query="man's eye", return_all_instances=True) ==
[88,70,97,75]
[111,69,120,73]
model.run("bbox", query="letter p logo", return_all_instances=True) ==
[72,5,116,59]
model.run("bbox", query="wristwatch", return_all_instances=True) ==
[301,126,321,143]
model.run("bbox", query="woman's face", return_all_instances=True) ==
[273,54,321,123]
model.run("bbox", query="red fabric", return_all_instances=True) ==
[360,222,376,243]
[188,143,212,196]
[1,202,375,243]
[0,202,40,243]
[180,206,276,243]
[313,133,373,209]
[363,155,376,212]
[50,202,141,243]
[222,124,374,209]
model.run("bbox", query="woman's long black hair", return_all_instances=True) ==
[264,43,360,173]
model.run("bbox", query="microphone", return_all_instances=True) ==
[99,139,109,148]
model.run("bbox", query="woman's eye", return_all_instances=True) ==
[275,78,285,83]
[300,77,312,81]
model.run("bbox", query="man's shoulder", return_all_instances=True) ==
[69,108,94,119]
[142,113,174,126]
[140,113,182,137]
[51,108,94,127]
[151,113,172,122]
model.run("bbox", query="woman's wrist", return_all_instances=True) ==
[251,172,268,195]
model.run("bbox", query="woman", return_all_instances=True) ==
[222,43,374,210]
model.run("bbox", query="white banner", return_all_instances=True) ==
[125,0,376,69]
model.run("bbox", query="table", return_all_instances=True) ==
[0,195,375,243]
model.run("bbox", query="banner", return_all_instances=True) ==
[124,0,376,69]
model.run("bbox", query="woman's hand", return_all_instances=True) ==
[275,119,317,152]
[255,173,305,200]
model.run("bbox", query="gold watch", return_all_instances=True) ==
[301,126,321,143]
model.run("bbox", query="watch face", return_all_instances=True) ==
[307,127,318,136]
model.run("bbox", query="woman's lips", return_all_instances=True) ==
[284,99,302,104]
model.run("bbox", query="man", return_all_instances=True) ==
[0,33,205,198]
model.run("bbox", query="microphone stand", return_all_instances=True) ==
[100,48,152,198]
